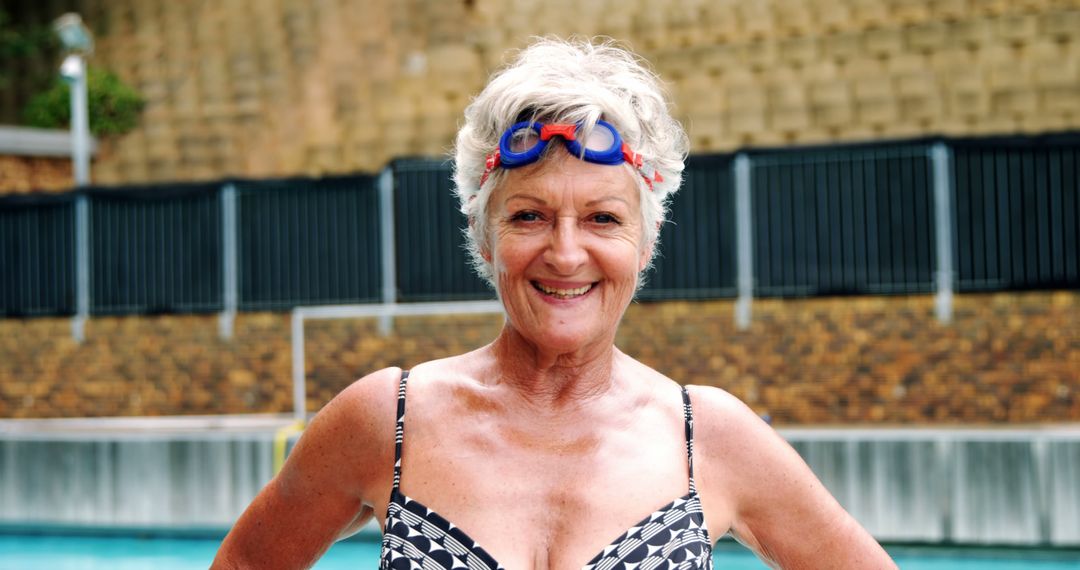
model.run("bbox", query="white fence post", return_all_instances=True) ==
[378,168,396,335]
[71,194,89,342]
[734,153,754,331]
[219,184,238,339]
[291,309,306,423]
[931,143,955,324]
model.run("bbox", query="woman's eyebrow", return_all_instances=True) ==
[502,194,630,207]
[585,196,631,207]
[503,194,547,205]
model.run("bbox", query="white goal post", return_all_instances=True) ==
[289,300,504,422]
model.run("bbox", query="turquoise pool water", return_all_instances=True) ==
[1,535,1078,569]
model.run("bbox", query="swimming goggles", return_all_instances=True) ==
[479,120,663,190]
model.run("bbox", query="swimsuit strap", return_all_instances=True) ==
[392,369,410,491]
[680,386,698,494]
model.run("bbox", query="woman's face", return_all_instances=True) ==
[485,153,650,354]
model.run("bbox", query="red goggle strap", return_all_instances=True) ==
[479,145,662,190]
[621,143,664,190]
[621,143,643,168]
[540,123,577,141]
[479,150,501,187]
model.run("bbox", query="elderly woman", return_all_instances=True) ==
[214,39,896,569]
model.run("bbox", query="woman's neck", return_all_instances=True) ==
[487,324,622,411]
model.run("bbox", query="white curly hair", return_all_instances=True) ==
[453,37,689,287]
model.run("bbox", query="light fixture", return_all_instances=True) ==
[52,12,93,187]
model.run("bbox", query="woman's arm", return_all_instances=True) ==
[212,367,401,570]
[691,386,897,570]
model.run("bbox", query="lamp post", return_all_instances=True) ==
[54,13,93,342]
[54,13,93,186]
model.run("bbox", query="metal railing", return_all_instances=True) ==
[1,133,1078,338]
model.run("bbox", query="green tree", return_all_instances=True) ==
[0,8,55,89]
[23,66,145,136]
[2,8,144,136]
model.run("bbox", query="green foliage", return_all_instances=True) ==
[0,8,57,89]
[23,66,145,136]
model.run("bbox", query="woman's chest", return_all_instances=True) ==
[384,481,710,570]
[393,438,697,568]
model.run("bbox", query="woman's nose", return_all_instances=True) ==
[543,217,588,274]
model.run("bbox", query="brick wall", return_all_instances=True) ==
[2,0,1077,186]
[2,292,1076,424]
[0,154,72,193]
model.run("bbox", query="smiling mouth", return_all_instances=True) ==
[532,281,595,300]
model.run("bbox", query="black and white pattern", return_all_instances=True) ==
[380,371,713,569]
[581,492,712,570]
[382,490,504,570]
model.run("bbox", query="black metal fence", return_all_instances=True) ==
[0,194,74,316]
[392,159,490,302]
[88,183,222,314]
[639,154,739,300]
[951,135,1080,291]
[1,133,1077,318]
[750,143,937,297]
[236,176,382,310]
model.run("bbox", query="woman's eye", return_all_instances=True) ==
[511,211,541,222]
[592,213,619,224]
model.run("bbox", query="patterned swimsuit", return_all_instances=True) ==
[380,371,713,569]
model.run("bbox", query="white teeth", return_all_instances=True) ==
[534,282,593,299]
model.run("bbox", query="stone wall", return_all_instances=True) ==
[1,0,1077,187]
[2,292,1076,424]
[0,154,72,193]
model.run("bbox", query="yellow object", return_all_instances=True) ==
[273,420,306,474]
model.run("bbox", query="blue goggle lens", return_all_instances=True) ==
[480,119,656,190]
[499,120,625,168]
[580,124,617,153]
[507,126,540,153]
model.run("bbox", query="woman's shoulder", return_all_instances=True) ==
[297,367,404,477]
[400,348,496,396]
[683,384,777,453]
[329,366,404,425]
[303,366,404,442]
[682,384,822,515]
[685,384,763,421]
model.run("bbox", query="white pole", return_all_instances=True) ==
[219,184,238,339]
[288,300,503,423]
[734,153,754,331]
[377,168,396,335]
[64,54,91,342]
[72,194,89,342]
[291,309,306,423]
[931,143,954,324]
[65,54,90,186]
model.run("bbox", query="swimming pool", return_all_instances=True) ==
[1,535,1078,569]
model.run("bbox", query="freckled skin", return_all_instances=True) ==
[212,154,897,570]
[486,152,651,363]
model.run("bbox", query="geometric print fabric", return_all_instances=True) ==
[582,492,712,570]
[379,371,713,569]
[382,491,502,570]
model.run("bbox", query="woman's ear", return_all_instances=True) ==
[638,220,660,271]
[638,240,653,272]
[470,215,493,262]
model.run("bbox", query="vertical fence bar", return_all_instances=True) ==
[71,194,89,342]
[378,167,396,334]
[734,153,754,330]
[937,437,954,542]
[219,184,238,339]
[931,143,955,324]
[1033,436,1051,544]
[291,309,306,423]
